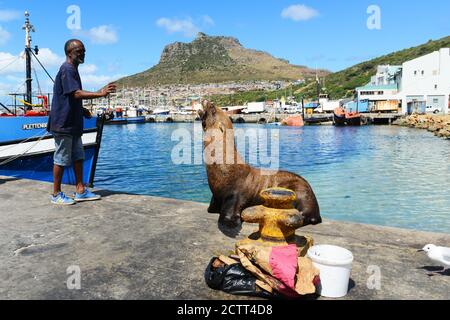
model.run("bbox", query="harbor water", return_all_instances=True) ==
[95,123,450,234]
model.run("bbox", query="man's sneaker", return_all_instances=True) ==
[74,189,101,202]
[51,192,76,206]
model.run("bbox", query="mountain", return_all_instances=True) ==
[117,33,329,86]
[296,35,450,99]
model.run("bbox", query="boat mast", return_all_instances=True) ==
[316,70,321,107]
[23,11,34,106]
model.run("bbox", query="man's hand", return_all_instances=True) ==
[83,108,93,119]
[99,82,117,97]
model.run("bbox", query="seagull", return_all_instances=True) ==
[418,244,450,275]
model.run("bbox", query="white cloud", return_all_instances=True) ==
[157,17,200,38]
[0,48,66,95]
[281,4,319,22]
[79,25,119,45]
[0,74,25,95]
[36,48,65,67]
[0,9,21,22]
[0,81,17,94]
[107,61,121,73]
[0,26,11,45]
[0,48,122,94]
[202,15,215,27]
[156,15,215,37]
[79,64,98,74]
[80,73,124,90]
[0,48,64,76]
[0,52,24,74]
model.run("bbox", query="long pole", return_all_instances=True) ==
[302,97,305,119]
[23,12,34,107]
[356,90,359,113]
[25,48,32,106]
[316,72,321,113]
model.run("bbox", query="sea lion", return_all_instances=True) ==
[198,100,322,232]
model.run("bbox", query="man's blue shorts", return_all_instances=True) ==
[53,133,85,167]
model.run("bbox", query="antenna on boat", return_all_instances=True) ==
[23,11,35,107]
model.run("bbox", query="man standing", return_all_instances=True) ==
[48,39,116,205]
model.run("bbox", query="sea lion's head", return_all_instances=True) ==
[198,100,233,133]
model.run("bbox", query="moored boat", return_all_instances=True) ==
[334,107,362,126]
[152,107,171,115]
[0,12,105,187]
[0,116,105,187]
[333,107,346,126]
[126,116,146,124]
[345,111,362,126]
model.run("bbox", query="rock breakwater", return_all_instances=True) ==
[393,115,450,139]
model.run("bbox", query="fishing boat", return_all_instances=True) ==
[345,111,362,126]
[333,107,347,126]
[152,107,171,115]
[106,106,145,125]
[333,107,361,126]
[126,106,145,123]
[0,12,105,187]
[126,117,145,124]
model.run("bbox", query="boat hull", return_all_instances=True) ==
[0,116,104,187]
[106,116,146,125]
[126,117,146,124]
[334,107,362,126]
[333,114,346,126]
[345,115,362,126]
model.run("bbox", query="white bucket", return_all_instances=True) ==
[307,245,354,298]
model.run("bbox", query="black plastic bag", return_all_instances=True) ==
[205,258,279,299]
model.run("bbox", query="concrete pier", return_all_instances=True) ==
[144,113,402,125]
[0,176,449,300]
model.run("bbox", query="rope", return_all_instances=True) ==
[30,50,55,83]
[33,67,43,96]
[0,56,18,63]
[0,56,20,73]
[0,130,48,166]
[0,129,48,153]
[0,82,26,113]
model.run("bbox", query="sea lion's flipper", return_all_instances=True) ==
[294,194,321,226]
[208,196,221,214]
[219,194,242,228]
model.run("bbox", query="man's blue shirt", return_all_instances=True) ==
[48,62,84,136]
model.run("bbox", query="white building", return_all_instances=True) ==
[356,49,450,114]
[356,65,402,112]
[401,48,450,114]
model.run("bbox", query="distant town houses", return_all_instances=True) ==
[88,80,294,112]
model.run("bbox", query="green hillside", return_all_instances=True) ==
[301,36,450,99]
[211,35,450,106]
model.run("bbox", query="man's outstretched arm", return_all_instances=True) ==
[74,82,117,100]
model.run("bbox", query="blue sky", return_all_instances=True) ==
[0,0,449,94]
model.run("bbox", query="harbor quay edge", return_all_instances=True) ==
[0,176,449,300]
